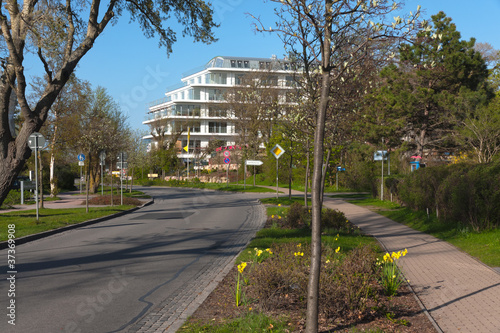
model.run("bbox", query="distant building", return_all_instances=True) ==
[143,55,297,167]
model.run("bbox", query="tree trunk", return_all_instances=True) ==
[321,148,332,199]
[304,146,310,208]
[110,161,114,206]
[39,151,44,209]
[306,64,331,333]
[50,152,56,197]
[289,141,293,200]
[130,167,134,193]
[86,152,91,213]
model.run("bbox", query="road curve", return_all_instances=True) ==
[0,187,266,333]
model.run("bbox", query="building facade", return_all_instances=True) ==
[143,55,297,166]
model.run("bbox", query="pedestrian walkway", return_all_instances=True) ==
[323,196,500,333]
[0,191,91,213]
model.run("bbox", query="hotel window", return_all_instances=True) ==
[231,60,236,68]
[208,107,227,117]
[235,74,244,85]
[237,60,243,68]
[244,61,250,68]
[208,89,225,101]
[174,105,201,117]
[187,89,201,100]
[209,121,227,133]
[190,121,201,132]
[206,73,227,85]
[181,139,201,154]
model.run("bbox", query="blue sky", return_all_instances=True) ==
[62,0,500,131]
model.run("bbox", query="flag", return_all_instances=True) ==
[183,127,190,152]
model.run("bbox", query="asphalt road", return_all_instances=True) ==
[0,187,266,333]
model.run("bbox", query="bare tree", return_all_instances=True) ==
[224,70,290,160]
[455,94,500,163]
[252,1,420,331]
[0,0,218,206]
[29,76,91,196]
[77,86,128,200]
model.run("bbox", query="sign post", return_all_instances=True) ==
[28,132,46,221]
[223,156,231,187]
[77,154,86,193]
[118,152,128,205]
[374,150,388,200]
[271,144,285,199]
[244,160,263,189]
[100,151,106,195]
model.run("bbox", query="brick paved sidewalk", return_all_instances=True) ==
[323,197,500,333]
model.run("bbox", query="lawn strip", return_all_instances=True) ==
[349,198,500,267]
[0,206,135,241]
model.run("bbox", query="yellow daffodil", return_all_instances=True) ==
[294,252,304,257]
[256,249,263,257]
[271,215,275,218]
[266,248,273,254]
[297,243,301,248]
[326,259,331,264]
[335,247,340,253]
[278,204,281,207]
[238,262,247,274]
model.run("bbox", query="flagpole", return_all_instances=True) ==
[185,127,190,180]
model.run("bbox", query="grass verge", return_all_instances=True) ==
[349,197,500,267]
[179,311,291,333]
[0,206,136,241]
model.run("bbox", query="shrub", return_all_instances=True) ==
[55,164,78,190]
[321,208,348,230]
[85,195,143,206]
[281,204,352,232]
[2,189,32,208]
[395,161,500,231]
[284,202,310,228]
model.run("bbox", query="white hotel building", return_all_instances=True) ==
[143,55,297,165]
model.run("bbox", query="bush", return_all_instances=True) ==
[279,204,352,232]
[284,202,310,229]
[85,195,143,206]
[55,164,77,190]
[321,208,348,230]
[396,161,500,231]
[2,189,32,208]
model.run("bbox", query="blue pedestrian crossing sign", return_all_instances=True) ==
[77,154,86,162]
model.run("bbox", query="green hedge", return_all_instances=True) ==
[395,161,500,231]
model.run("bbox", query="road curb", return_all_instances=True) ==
[0,199,154,250]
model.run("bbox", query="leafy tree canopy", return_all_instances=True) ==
[359,11,492,158]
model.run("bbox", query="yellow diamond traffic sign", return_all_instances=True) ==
[271,144,285,159]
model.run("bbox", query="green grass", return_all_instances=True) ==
[259,196,311,206]
[179,311,292,332]
[0,206,135,241]
[77,188,151,199]
[237,206,378,264]
[329,193,371,199]
[350,198,500,267]
[217,185,278,193]
[141,178,279,193]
